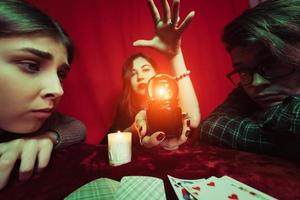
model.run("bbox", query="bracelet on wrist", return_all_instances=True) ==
[175,70,191,80]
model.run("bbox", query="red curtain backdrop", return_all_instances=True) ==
[28,0,249,144]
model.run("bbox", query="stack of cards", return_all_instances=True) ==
[65,176,167,200]
[168,175,277,200]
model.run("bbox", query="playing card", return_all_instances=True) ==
[64,178,120,200]
[183,176,273,200]
[220,176,278,200]
[114,176,166,200]
[181,176,214,199]
[168,175,202,200]
[182,176,225,200]
[208,177,271,200]
[168,175,278,200]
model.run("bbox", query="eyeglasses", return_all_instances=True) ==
[226,62,296,86]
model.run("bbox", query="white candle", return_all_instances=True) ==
[108,131,132,166]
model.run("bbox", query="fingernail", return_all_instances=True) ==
[156,133,165,141]
[187,119,191,127]
[185,130,191,138]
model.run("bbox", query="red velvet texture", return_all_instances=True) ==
[3,143,300,200]
[28,0,249,144]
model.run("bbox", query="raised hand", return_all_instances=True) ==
[133,0,195,57]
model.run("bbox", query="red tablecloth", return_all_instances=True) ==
[2,143,300,200]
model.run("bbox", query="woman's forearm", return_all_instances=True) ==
[169,48,200,128]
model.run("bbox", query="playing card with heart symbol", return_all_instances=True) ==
[219,176,277,200]
[181,176,277,200]
[168,175,204,200]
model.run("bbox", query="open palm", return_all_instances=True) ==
[134,0,195,56]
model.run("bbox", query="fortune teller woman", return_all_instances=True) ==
[103,0,200,150]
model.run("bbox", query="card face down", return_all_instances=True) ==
[65,178,120,200]
[114,176,166,200]
[65,176,166,200]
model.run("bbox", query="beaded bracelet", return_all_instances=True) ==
[175,70,191,80]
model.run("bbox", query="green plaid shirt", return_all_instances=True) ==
[200,87,300,157]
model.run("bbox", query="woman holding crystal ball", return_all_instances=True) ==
[104,0,200,150]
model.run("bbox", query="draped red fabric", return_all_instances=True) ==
[28,0,249,144]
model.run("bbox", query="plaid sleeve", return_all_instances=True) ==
[200,114,277,153]
[200,92,300,155]
[262,96,300,135]
[290,98,300,134]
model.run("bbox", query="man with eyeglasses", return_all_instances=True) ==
[200,0,300,158]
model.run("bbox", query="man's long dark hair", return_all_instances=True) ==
[223,0,300,68]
